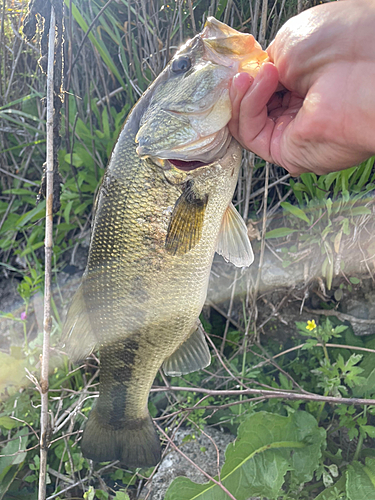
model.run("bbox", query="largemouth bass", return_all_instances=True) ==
[63,18,268,468]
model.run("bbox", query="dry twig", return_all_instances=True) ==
[151,385,375,407]
[38,8,55,500]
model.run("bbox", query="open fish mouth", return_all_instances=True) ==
[168,159,207,171]
[143,119,233,172]
[150,129,232,172]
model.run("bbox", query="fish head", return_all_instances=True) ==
[135,17,268,171]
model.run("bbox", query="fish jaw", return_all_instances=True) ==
[135,19,268,168]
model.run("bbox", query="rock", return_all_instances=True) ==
[141,426,235,500]
[339,289,375,336]
[260,252,305,289]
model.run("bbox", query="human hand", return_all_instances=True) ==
[229,0,375,175]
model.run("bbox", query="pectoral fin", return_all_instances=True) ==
[163,322,211,376]
[216,203,254,267]
[165,182,208,256]
[61,284,97,361]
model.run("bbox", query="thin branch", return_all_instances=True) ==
[251,161,269,336]
[151,385,375,407]
[248,173,290,201]
[187,0,196,34]
[206,300,245,332]
[220,270,238,356]
[155,423,237,500]
[304,307,375,325]
[252,342,375,371]
[46,478,90,500]
[0,166,40,186]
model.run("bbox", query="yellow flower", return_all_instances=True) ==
[306,319,317,331]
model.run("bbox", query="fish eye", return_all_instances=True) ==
[171,55,191,74]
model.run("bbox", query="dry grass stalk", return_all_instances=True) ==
[38,8,55,500]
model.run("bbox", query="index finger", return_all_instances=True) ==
[229,62,279,162]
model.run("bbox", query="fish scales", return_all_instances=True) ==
[63,18,268,468]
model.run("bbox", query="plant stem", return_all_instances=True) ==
[239,300,249,416]
[322,342,330,363]
[353,431,364,462]
[23,301,29,352]
[316,339,330,423]
[38,8,55,500]
[354,405,367,461]
[316,389,329,424]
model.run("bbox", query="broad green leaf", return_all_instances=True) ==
[95,490,109,500]
[290,179,304,205]
[292,182,309,192]
[84,486,95,500]
[63,200,74,225]
[361,426,375,439]
[64,153,84,168]
[215,0,228,18]
[353,366,375,397]
[0,416,17,430]
[0,427,28,499]
[75,118,93,141]
[351,206,372,217]
[164,411,325,500]
[324,172,339,192]
[265,228,297,239]
[326,198,333,218]
[349,277,360,285]
[0,465,24,500]
[113,492,130,500]
[356,157,375,189]
[347,459,375,499]
[313,475,346,499]
[341,217,350,235]
[281,202,310,224]
[300,172,317,198]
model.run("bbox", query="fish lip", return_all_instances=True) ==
[139,126,231,168]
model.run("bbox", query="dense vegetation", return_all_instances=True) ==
[1,0,375,499]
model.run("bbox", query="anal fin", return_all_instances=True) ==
[163,322,211,376]
[216,202,254,267]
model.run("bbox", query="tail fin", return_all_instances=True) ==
[80,409,161,468]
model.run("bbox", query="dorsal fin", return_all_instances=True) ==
[216,203,254,267]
